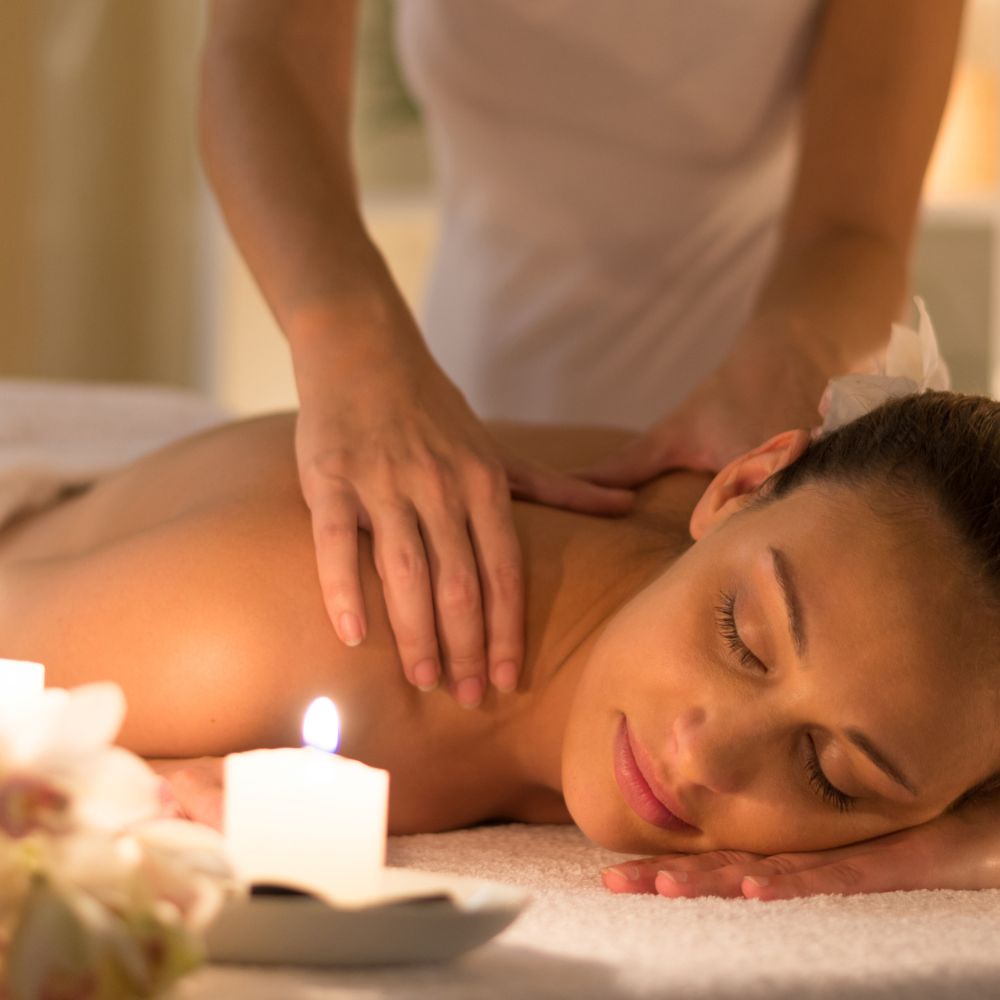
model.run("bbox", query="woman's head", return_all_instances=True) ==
[562,391,1000,856]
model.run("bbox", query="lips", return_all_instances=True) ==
[613,717,699,833]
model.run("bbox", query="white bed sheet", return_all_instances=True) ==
[0,377,227,530]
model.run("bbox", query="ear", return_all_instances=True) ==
[689,429,812,540]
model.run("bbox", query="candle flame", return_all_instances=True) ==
[302,697,340,753]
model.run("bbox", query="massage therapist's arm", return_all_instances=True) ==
[581,0,964,483]
[747,0,965,376]
[200,1,631,709]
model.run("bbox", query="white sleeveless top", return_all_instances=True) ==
[395,1,825,429]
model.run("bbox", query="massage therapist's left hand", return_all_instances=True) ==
[601,797,1000,900]
[578,333,829,484]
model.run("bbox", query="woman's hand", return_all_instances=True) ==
[149,757,225,831]
[293,315,634,708]
[600,798,1000,900]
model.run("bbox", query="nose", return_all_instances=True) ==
[671,706,756,795]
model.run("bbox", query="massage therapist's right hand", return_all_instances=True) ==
[293,324,634,709]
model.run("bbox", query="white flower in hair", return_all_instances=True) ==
[817,297,951,435]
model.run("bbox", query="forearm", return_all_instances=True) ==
[199,35,426,380]
[738,230,908,375]
[736,0,963,378]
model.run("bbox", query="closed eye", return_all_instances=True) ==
[713,589,857,814]
[714,590,765,672]
[806,735,856,813]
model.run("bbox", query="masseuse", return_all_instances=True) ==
[199,1,963,707]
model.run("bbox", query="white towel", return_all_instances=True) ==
[0,378,228,531]
[179,823,1000,999]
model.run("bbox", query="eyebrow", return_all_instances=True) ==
[767,546,920,800]
[769,546,806,656]
[844,728,920,798]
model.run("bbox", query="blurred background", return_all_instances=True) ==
[1,0,998,414]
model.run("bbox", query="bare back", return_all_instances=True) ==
[0,413,706,831]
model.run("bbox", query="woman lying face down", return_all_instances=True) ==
[0,392,997,860]
[567,394,1000,856]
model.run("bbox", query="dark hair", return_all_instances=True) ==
[762,390,1000,812]
[766,391,1000,576]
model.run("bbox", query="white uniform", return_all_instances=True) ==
[396,0,825,429]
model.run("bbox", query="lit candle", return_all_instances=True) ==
[0,659,45,711]
[224,698,389,904]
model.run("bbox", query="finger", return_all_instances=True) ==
[307,479,367,648]
[574,434,721,487]
[740,852,936,901]
[571,433,672,489]
[600,853,707,894]
[644,850,765,899]
[370,502,441,693]
[172,772,225,831]
[739,860,872,900]
[418,500,489,708]
[509,463,635,515]
[654,846,879,900]
[655,867,747,899]
[601,864,661,894]
[649,849,764,873]
[603,848,759,883]
[157,778,185,820]
[465,474,525,694]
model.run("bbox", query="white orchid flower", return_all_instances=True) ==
[5,867,205,1000]
[0,679,235,998]
[0,684,160,837]
[817,297,951,435]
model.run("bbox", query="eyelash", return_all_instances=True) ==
[713,590,857,814]
[714,590,764,671]
[805,736,855,813]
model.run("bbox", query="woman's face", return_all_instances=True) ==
[561,472,1000,856]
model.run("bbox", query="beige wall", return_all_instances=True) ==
[209,194,438,415]
[206,0,436,414]
[0,1,207,386]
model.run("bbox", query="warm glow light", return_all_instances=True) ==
[0,659,45,703]
[302,697,340,753]
[925,64,999,198]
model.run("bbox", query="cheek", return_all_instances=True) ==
[558,631,639,852]
[558,590,701,853]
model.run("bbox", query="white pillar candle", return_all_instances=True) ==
[224,698,389,905]
[0,659,45,710]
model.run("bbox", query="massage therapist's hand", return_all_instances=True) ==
[293,312,634,708]
[601,797,1000,900]
[577,339,828,485]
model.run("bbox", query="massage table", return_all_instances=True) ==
[4,381,999,999]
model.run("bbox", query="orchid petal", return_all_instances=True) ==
[72,747,161,831]
[38,683,127,760]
